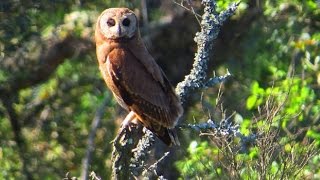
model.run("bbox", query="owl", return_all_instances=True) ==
[95,8,183,146]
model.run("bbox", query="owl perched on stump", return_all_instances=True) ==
[95,8,183,146]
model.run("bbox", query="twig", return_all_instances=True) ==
[89,171,102,180]
[148,152,170,172]
[142,151,171,178]
[173,0,202,24]
[180,118,240,138]
[0,35,94,95]
[141,0,152,48]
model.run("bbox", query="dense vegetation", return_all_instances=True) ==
[0,0,319,179]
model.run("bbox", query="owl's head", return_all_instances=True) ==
[97,8,138,40]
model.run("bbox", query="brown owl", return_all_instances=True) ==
[95,8,183,146]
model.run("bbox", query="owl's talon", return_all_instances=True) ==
[120,122,133,131]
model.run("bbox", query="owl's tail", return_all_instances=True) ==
[166,128,180,146]
[135,113,180,146]
[150,126,180,146]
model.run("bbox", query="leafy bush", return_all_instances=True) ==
[176,0,319,179]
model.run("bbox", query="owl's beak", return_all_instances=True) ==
[116,25,122,37]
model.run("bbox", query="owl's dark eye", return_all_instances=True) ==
[122,18,130,26]
[107,18,115,27]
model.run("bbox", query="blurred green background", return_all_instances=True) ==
[0,0,319,179]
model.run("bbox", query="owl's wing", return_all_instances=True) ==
[127,38,165,86]
[107,48,182,128]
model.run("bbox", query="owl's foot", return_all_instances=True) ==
[120,111,137,131]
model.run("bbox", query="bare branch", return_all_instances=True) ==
[0,35,94,95]
[81,96,109,180]
[1,96,33,179]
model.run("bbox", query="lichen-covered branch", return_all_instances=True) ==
[205,70,231,87]
[176,1,238,104]
[130,128,155,176]
[111,1,239,179]
[111,125,144,179]
[182,119,240,137]
[180,119,257,151]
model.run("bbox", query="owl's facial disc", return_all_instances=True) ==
[100,12,137,39]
